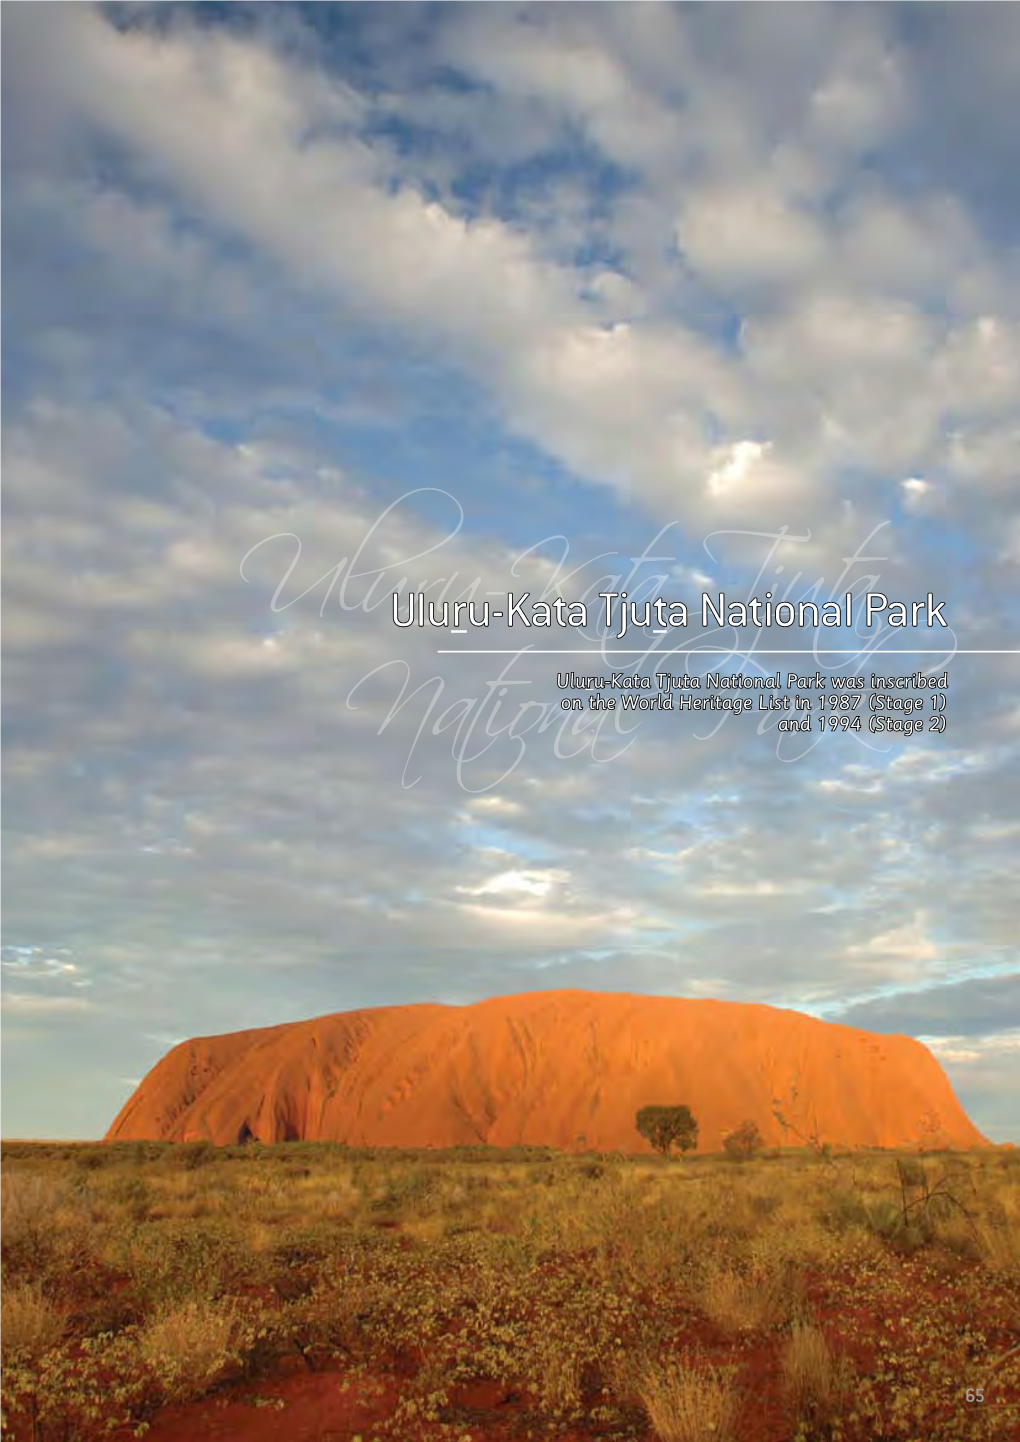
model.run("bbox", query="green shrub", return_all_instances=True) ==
[723,1120,765,1161]
[636,1105,699,1158]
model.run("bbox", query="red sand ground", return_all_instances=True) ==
[117,1255,1020,1441]
[106,989,986,1152]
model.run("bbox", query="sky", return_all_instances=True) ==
[2,2,1018,1144]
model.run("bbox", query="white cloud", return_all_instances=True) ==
[9,5,1017,541]
[3,4,1018,1143]
[677,184,825,291]
[847,914,941,973]
[459,868,569,899]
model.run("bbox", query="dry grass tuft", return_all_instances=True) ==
[533,1332,584,1412]
[638,1351,738,1442]
[137,1297,244,1403]
[698,1255,801,1334]
[2,1172,70,1266]
[0,1282,64,1361]
[781,1319,854,1426]
[973,1217,1020,1276]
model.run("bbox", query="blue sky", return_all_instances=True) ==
[3,2,1018,1142]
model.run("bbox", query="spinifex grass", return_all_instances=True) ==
[0,1141,1017,1440]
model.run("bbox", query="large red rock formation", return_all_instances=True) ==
[105,990,987,1151]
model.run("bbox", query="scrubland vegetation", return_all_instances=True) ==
[1,1140,1017,1440]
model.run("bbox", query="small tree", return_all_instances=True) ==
[636,1104,699,1158]
[723,1119,765,1161]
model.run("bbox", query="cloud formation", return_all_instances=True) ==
[3,3,1017,1142]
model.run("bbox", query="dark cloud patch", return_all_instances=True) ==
[829,973,1020,1039]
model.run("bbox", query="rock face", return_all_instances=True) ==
[105,990,987,1151]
